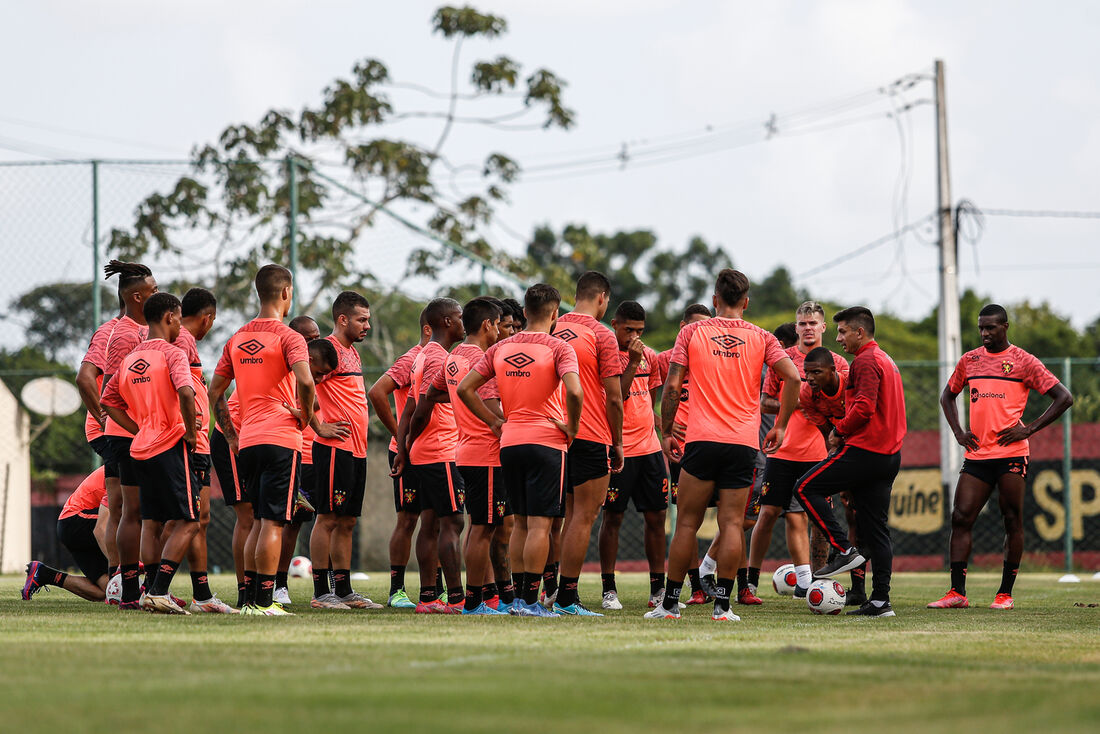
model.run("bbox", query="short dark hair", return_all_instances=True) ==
[715,269,750,307]
[143,292,180,325]
[307,338,338,371]
[683,303,711,321]
[255,264,292,302]
[332,290,370,321]
[774,321,798,349]
[288,315,318,337]
[576,271,612,301]
[524,283,561,320]
[614,300,646,322]
[418,307,429,328]
[978,304,1008,323]
[502,298,525,327]
[462,297,502,335]
[423,297,462,329]
[181,287,216,318]
[805,346,837,366]
[834,306,875,335]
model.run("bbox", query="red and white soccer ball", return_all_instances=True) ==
[288,555,313,579]
[772,563,798,595]
[806,579,846,614]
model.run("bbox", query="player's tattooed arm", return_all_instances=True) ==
[660,363,685,436]
[208,373,238,451]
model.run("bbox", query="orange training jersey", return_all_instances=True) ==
[315,336,370,459]
[669,317,787,448]
[59,466,108,521]
[81,317,118,443]
[621,347,661,458]
[553,312,621,445]
[175,326,210,455]
[947,345,1058,460]
[434,342,501,467]
[301,425,316,465]
[800,372,848,430]
[385,344,422,453]
[101,338,194,460]
[409,341,459,465]
[102,315,149,438]
[763,346,849,462]
[473,332,579,452]
[214,318,309,452]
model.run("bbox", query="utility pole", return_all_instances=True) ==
[287,155,299,315]
[91,160,101,328]
[935,59,963,506]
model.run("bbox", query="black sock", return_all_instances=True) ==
[736,568,748,593]
[557,575,579,607]
[747,567,761,588]
[511,572,524,596]
[245,570,258,605]
[482,583,497,600]
[662,580,683,612]
[256,574,276,607]
[150,559,180,596]
[650,572,665,595]
[687,567,702,593]
[465,584,483,611]
[950,562,967,596]
[41,565,67,588]
[121,563,141,602]
[998,561,1019,595]
[434,567,444,599]
[312,569,329,599]
[390,565,406,595]
[190,571,212,600]
[542,563,558,596]
[851,564,867,592]
[108,565,119,579]
[602,572,616,594]
[523,572,541,605]
[327,566,335,594]
[500,579,515,604]
[143,568,157,594]
[333,569,352,598]
[446,587,464,606]
[236,581,248,608]
[714,577,734,612]
[420,587,437,603]
[275,571,288,589]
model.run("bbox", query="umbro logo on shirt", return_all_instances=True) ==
[128,359,150,375]
[446,361,459,377]
[709,333,745,358]
[238,339,265,356]
[504,352,534,376]
[554,328,579,342]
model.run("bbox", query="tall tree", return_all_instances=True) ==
[9,283,115,362]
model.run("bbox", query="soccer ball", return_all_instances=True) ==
[772,563,798,595]
[105,573,122,604]
[806,579,846,615]
[288,555,313,578]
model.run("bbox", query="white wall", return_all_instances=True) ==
[0,380,30,574]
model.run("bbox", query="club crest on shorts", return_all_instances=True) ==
[456,487,466,505]
[495,500,507,518]
[403,487,417,505]
[760,481,771,496]
[334,488,346,507]
[606,487,619,503]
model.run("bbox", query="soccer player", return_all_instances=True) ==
[411,297,508,615]
[930,304,1073,610]
[646,269,799,621]
[99,260,157,608]
[795,306,906,617]
[367,311,431,608]
[210,387,251,607]
[747,302,849,602]
[101,292,201,615]
[308,291,380,610]
[598,301,668,610]
[551,271,624,617]
[209,264,316,616]
[22,467,111,603]
[457,283,582,618]
[393,298,467,614]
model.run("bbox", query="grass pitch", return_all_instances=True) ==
[1,571,1098,733]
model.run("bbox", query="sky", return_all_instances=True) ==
[2,0,1099,347]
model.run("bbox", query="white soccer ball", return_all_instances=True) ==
[806,579,846,615]
[288,555,313,578]
[772,563,797,595]
[106,573,122,604]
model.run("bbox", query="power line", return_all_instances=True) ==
[795,215,936,280]
[980,208,1100,220]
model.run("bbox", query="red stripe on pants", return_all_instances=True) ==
[795,446,849,552]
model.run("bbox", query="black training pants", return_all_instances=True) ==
[795,445,901,601]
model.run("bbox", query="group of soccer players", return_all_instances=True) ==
[21,259,1074,619]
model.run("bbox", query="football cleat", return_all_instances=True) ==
[539,588,558,609]
[105,573,122,605]
[516,602,560,618]
[388,589,417,608]
[484,595,501,610]
[737,587,763,605]
[310,593,351,610]
[415,599,450,614]
[927,589,970,609]
[647,589,686,609]
[602,591,623,610]
[293,489,315,513]
[989,593,1014,610]
[273,587,292,606]
[462,602,508,616]
[189,596,239,614]
[699,573,721,598]
[21,561,48,601]
[248,603,294,616]
[553,602,603,617]
[146,594,191,615]
[444,601,465,615]
[118,599,143,611]
[685,589,711,605]
[845,588,868,607]
[338,592,383,610]
[793,585,808,599]
[814,547,867,579]
[846,600,896,617]
[711,606,742,622]
[643,605,681,620]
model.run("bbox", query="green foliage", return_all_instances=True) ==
[9,283,115,362]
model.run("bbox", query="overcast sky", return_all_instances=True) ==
[2,0,1099,337]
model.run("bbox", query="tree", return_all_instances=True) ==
[9,283,115,362]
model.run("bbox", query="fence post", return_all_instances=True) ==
[287,155,299,314]
[91,160,101,327]
[1062,357,1073,572]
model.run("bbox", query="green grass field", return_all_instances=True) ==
[2,571,1098,733]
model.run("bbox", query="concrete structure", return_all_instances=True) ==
[0,379,30,573]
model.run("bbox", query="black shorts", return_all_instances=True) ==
[411,461,465,517]
[99,435,138,486]
[680,441,759,490]
[312,442,367,517]
[292,464,316,525]
[606,452,669,513]
[238,444,301,523]
[192,452,212,487]
[568,438,610,489]
[961,456,1029,486]
[390,450,422,514]
[56,515,108,581]
[501,444,567,518]
[760,458,817,513]
[134,440,201,523]
[88,436,118,479]
[210,429,248,506]
[459,466,510,525]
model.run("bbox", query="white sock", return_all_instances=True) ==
[794,565,812,589]
[699,554,717,577]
